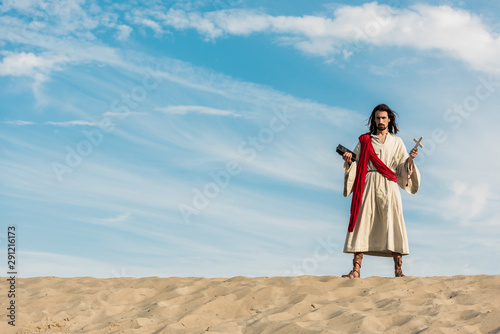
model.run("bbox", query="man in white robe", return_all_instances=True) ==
[341,104,420,278]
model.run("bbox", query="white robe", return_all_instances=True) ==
[343,133,420,257]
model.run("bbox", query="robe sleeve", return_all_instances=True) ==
[395,139,420,195]
[343,142,361,197]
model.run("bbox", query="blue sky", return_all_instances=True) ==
[1,0,499,278]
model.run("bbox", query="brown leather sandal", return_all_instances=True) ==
[342,253,363,279]
[393,253,405,277]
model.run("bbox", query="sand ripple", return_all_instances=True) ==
[1,275,499,333]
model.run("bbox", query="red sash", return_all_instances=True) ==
[348,133,397,232]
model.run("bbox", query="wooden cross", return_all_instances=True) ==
[413,136,424,150]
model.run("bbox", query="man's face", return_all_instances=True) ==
[375,110,390,132]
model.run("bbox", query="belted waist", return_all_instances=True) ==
[367,169,395,173]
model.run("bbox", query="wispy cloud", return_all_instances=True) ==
[4,120,35,126]
[115,24,133,41]
[98,212,132,225]
[102,111,146,117]
[44,120,100,126]
[0,0,100,39]
[156,105,242,117]
[127,15,164,35]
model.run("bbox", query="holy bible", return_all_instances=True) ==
[336,144,357,162]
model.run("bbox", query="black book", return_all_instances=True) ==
[336,144,357,162]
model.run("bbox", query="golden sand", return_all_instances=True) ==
[1,275,499,333]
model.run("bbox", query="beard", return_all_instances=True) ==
[377,124,387,131]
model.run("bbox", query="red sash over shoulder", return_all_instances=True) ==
[348,133,398,232]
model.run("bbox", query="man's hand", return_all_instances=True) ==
[343,152,353,165]
[408,147,418,167]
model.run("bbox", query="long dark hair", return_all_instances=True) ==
[367,104,399,134]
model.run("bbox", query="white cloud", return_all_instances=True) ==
[0,51,68,77]
[1,0,100,39]
[137,3,500,74]
[115,24,133,40]
[127,12,164,35]
[0,51,69,105]
[146,8,221,39]
[0,0,39,12]
[4,120,35,125]
[204,8,272,37]
[140,18,163,34]
[44,120,100,126]
[0,8,122,68]
[4,2,500,74]
[102,111,146,117]
[100,212,132,225]
[156,105,242,117]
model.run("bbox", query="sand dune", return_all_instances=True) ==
[1,275,499,333]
